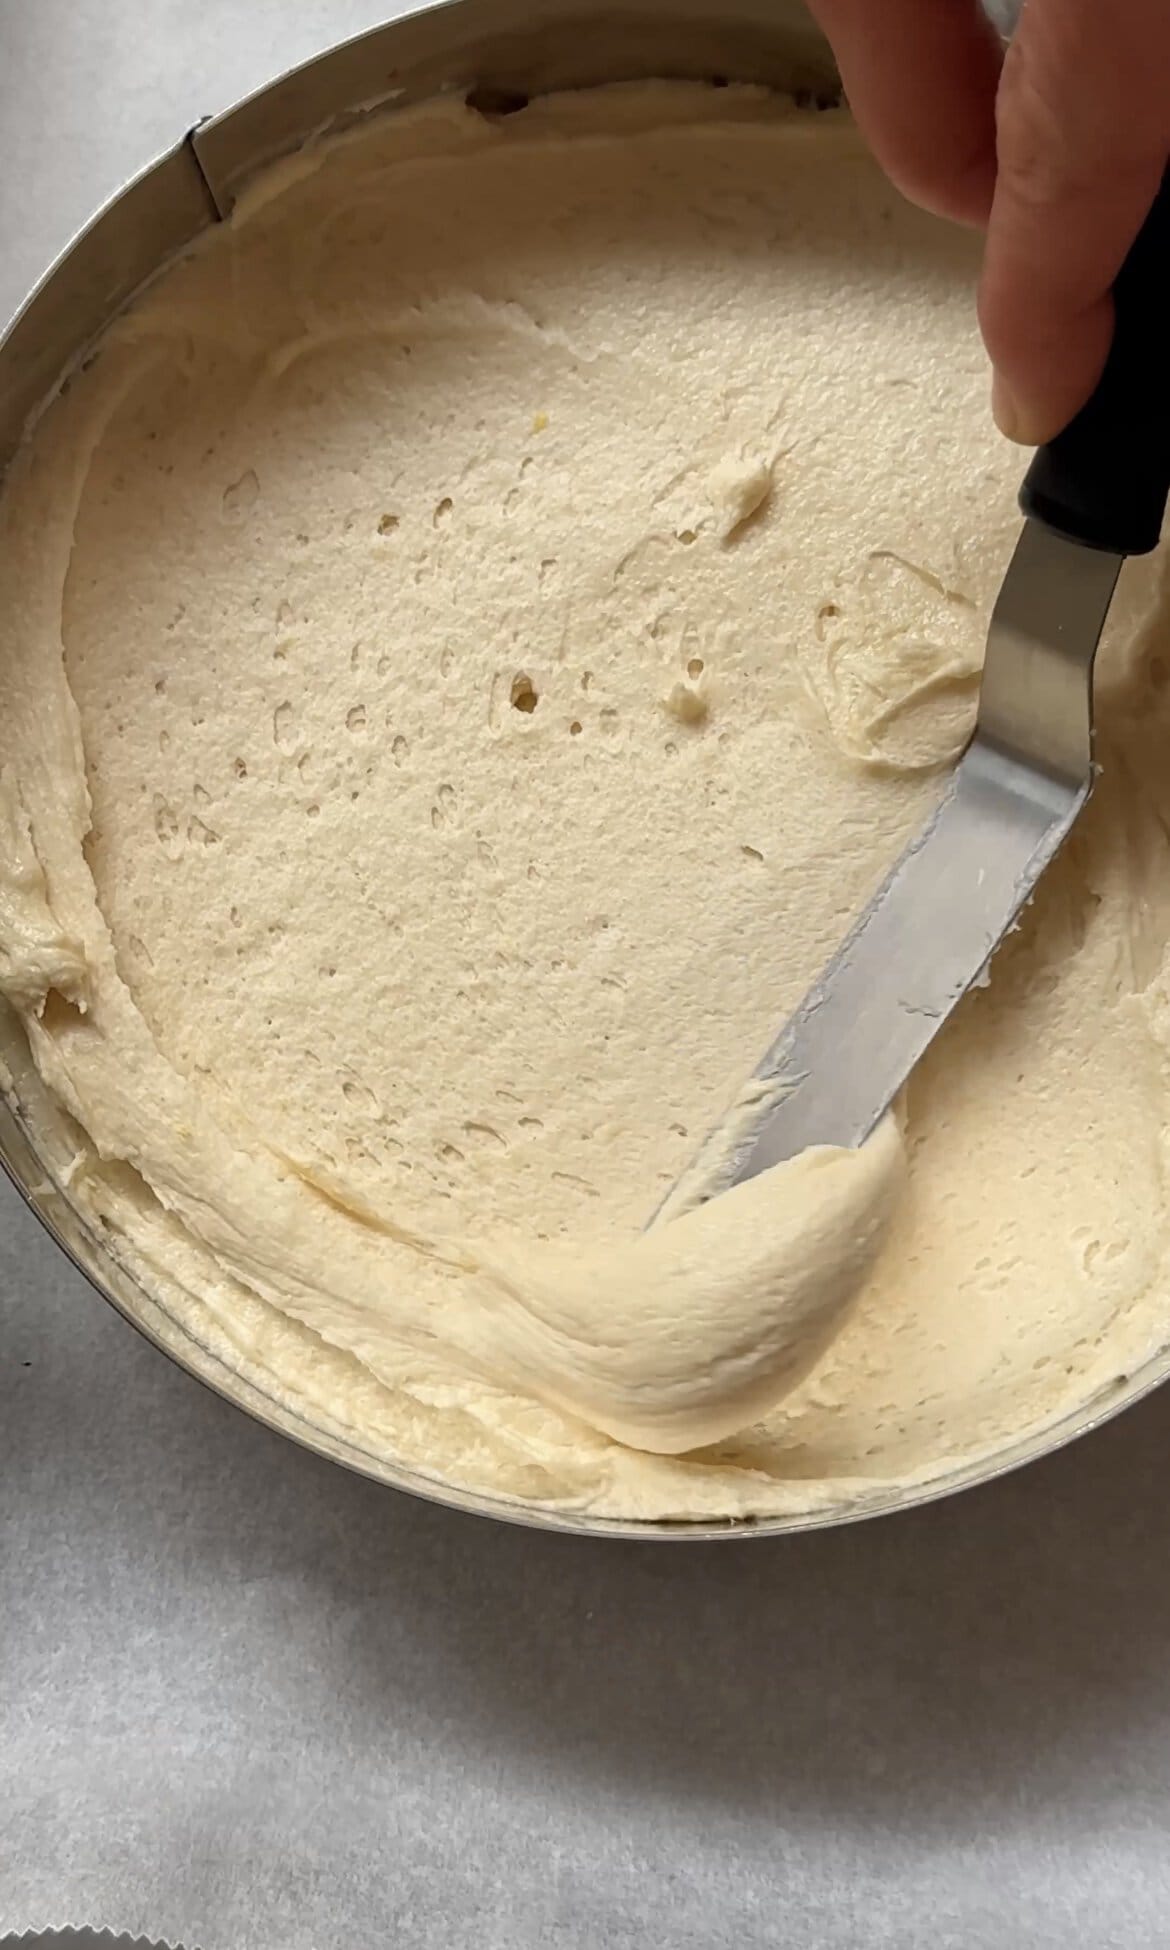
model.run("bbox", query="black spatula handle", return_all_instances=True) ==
[1020,168,1170,558]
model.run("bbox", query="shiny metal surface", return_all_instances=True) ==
[0,139,217,471]
[191,0,837,216]
[2,0,1169,1541]
[720,524,1122,1180]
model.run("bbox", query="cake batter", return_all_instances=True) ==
[2,85,1170,1518]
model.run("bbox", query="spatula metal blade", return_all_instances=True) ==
[703,525,1123,1196]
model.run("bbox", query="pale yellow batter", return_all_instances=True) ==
[3,84,1170,1520]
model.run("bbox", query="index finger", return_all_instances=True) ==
[980,0,1170,443]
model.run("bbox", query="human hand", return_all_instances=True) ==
[806,0,1170,445]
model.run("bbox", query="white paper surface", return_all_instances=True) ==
[4,5,1170,1947]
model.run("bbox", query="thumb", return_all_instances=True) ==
[981,0,1170,445]
[807,0,1001,227]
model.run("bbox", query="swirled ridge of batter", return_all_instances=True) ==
[3,84,1170,1520]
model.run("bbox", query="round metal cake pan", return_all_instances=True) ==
[1,0,1162,1541]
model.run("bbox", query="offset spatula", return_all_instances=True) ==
[700,173,1170,1200]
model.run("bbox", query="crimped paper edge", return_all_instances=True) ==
[0,1931,195,1949]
